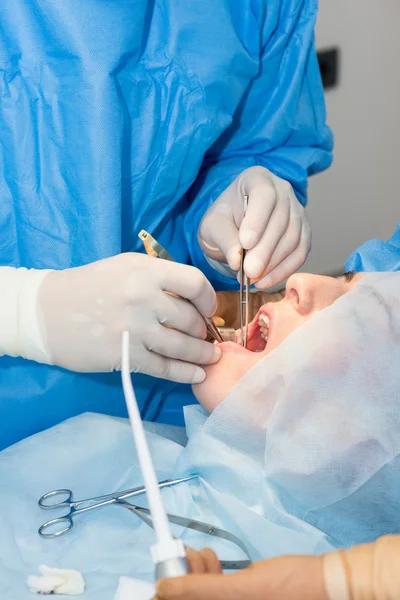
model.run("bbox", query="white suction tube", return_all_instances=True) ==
[121,331,188,579]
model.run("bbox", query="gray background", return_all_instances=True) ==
[302,0,399,275]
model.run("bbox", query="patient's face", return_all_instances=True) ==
[194,272,364,412]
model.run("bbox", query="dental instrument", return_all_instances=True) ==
[38,481,251,570]
[121,331,189,580]
[239,195,249,347]
[139,230,223,344]
[117,500,251,570]
[216,326,236,343]
[38,476,197,538]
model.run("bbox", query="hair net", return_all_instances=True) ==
[345,222,400,272]
[1,273,400,598]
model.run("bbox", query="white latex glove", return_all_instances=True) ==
[198,166,311,289]
[0,255,221,383]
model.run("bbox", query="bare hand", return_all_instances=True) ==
[155,548,328,600]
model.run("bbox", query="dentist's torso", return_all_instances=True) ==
[0,0,263,449]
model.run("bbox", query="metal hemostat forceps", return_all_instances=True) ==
[239,195,250,347]
[138,230,223,344]
[38,479,251,570]
[38,476,197,538]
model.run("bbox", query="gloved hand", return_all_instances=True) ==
[155,548,327,600]
[34,254,220,383]
[199,166,311,289]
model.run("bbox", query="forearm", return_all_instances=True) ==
[185,1,332,288]
[324,535,400,600]
[0,266,50,362]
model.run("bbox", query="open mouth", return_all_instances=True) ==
[218,304,273,354]
[245,305,272,352]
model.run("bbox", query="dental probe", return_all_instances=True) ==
[239,195,250,348]
[121,332,189,580]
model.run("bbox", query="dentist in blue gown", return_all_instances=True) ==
[0,0,333,449]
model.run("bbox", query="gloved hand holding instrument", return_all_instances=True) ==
[199,166,311,289]
[1,252,221,383]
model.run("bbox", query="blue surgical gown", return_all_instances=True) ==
[0,0,333,449]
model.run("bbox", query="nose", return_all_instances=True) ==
[285,274,320,316]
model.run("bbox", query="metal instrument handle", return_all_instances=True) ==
[138,230,175,261]
[38,476,197,512]
[119,502,252,571]
[38,516,74,538]
[38,489,73,510]
[155,557,189,579]
[38,476,199,537]
[139,230,222,343]
[239,195,249,348]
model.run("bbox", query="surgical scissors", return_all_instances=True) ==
[138,230,223,343]
[38,475,197,538]
[239,195,249,348]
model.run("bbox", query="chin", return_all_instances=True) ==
[192,351,253,413]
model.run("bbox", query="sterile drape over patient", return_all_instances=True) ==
[180,272,400,548]
[1,273,399,597]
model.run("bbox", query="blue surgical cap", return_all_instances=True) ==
[345,222,400,273]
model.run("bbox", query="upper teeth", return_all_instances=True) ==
[258,313,270,342]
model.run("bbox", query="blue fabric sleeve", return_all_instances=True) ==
[345,222,400,273]
[184,0,334,290]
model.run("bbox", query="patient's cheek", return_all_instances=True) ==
[192,351,259,413]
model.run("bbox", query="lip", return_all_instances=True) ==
[217,341,249,354]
